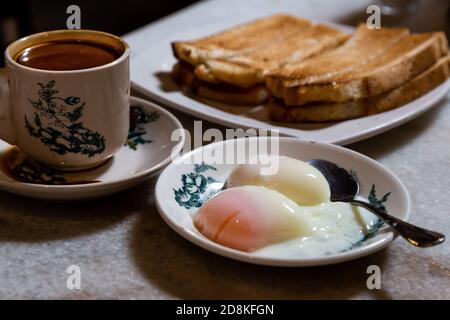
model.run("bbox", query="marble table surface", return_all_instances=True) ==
[1,0,449,299]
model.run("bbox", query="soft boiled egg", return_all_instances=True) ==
[226,155,330,206]
[194,156,378,256]
[194,186,311,252]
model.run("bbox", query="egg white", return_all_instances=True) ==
[254,202,379,258]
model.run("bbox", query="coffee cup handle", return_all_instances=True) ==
[0,68,16,145]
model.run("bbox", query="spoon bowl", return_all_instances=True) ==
[307,159,359,202]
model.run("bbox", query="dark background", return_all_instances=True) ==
[0,1,198,66]
[3,0,450,67]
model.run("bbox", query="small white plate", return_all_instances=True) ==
[130,22,450,146]
[0,97,185,201]
[155,137,411,267]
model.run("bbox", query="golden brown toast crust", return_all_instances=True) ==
[269,55,450,122]
[282,32,449,105]
[172,14,312,66]
[198,23,350,88]
[266,24,410,97]
[172,62,269,105]
[367,54,450,114]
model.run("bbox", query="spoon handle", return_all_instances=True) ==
[351,199,445,247]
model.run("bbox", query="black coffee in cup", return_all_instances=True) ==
[15,40,123,71]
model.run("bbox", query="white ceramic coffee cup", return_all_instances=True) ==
[0,30,130,171]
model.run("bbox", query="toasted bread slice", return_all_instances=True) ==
[172,62,269,105]
[282,32,449,105]
[269,98,367,122]
[269,54,450,122]
[172,14,312,66]
[196,83,270,105]
[367,53,450,114]
[198,24,349,88]
[267,24,410,97]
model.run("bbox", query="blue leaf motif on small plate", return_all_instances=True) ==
[174,163,221,209]
[125,105,160,150]
[349,184,392,249]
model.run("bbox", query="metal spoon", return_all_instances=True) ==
[307,159,445,247]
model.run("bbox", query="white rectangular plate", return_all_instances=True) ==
[130,21,450,146]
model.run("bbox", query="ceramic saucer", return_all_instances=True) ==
[0,97,185,201]
[155,137,411,267]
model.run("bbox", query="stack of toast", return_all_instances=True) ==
[172,14,450,122]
